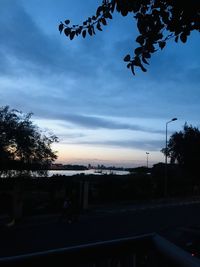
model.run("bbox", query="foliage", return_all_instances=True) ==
[59,0,200,75]
[161,123,200,175]
[128,166,149,174]
[0,106,58,177]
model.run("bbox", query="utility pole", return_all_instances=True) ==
[146,152,149,168]
[164,118,177,197]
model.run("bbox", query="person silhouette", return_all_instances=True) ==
[60,197,72,223]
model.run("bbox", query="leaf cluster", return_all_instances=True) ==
[59,0,200,75]
[59,1,114,40]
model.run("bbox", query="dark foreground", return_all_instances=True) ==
[1,199,200,258]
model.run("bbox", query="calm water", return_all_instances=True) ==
[49,169,130,176]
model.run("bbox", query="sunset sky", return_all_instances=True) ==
[0,0,199,167]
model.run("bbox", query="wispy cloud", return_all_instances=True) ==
[0,0,107,79]
[61,138,163,151]
[59,114,164,133]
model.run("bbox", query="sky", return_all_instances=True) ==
[0,0,199,167]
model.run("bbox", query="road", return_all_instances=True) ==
[1,200,200,258]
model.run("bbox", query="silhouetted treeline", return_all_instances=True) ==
[162,123,200,179]
[51,164,88,170]
[0,106,58,178]
[0,166,199,218]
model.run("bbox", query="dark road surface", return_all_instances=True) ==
[1,201,200,258]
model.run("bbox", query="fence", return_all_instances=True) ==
[1,233,200,267]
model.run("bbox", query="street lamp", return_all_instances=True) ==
[164,117,177,197]
[146,152,149,168]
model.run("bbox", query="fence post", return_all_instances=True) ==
[12,181,23,222]
[82,180,89,210]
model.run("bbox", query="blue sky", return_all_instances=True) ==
[0,0,199,167]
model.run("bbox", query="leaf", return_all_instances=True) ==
[136,35,144,45]
[92,25,96,35]
[137,19,145,34]
[96,6,103,16]
[143,52,151,59]
[180,33,187,43]
[140,64,147,72]
[64,28,71,37]
[121,7,128,17]
[142,57,149,65]
[97,22,102,31]
[70,31,75,40]
[134,47,143,55]
[105,12,112,19]
[131,64,135,75]
[127,63,132,69]
[76,27,82,35]
[159,41,166,50]
[82,30,87,38]
[76,28,81,36]
[111,0,116,12]
[58,23,64,34]
[175,35,179,43]
[124,54,131,62]
[88,26,93,36]
[147,43,156,53]
[64,20,70,25]
[101,18,107,25]
[133,56,141,66]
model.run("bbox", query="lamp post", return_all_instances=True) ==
[146,152,149,168]
[164,118,177,197]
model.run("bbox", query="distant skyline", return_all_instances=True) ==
[0,0,199,167]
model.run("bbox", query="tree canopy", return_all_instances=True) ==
[0,106,58,177]
[59,0,200,75]
[162,123,200,176]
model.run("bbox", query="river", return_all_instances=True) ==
[48,169,130,176]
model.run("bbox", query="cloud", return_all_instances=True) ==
[0,0,108,80]
[61,138,163,151]
[0,1,52,72]
[57,133,86,142]
[1,0,199,123]
[34,111,164,134]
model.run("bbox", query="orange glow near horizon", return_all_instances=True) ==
[52,143,163,167]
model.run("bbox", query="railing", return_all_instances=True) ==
[0,233,200,267]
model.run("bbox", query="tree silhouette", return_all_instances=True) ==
[0,106,58,177]
[161,123,200,177]
[59,0,200,75]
